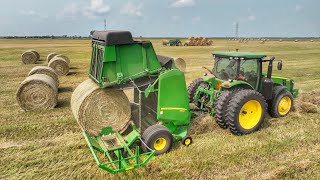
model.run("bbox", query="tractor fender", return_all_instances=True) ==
[272,86,287,99]
[221,80,254,90]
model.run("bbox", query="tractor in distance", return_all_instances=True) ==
[165,39,182,46]
[188,52,299,135]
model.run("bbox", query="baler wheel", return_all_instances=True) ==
[187,78,203,102]
[141,125,173,155]
[226,90,267,135]
[182,136,192,146]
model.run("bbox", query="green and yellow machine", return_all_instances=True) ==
[75,31,192,174]
[188,52,299,135]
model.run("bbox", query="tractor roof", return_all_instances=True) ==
[212,52,266,59]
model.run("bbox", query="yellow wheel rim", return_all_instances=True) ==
[278,96,292,116]
[154,138,167,150]
[185,138,191,145]
[239,100,262,129]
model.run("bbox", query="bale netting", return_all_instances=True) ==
[48,57,69,76]
[16,74,58,111]
[71,79,131,136]
[21,50,39,64]
[54,54,70,64]
[47,52,58,62]
[174,57,186,72]
[28,66,59,87]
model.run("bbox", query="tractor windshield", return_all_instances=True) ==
[213,57,237,80]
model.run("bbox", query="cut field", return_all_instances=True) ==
[0,38,319,179]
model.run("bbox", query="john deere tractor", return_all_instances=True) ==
[72,30,192,174]
[188,52,298,135]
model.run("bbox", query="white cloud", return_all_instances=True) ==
[191,16,201,24]
[171,0,195,8]
[84,0,110,18]
[120,2,143,17]
[295,5,303,12]
[172,15,180,21]
[20,10,48,19]
[57,0,110,20]
[247,15,256,21]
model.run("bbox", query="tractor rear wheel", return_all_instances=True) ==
[141,125,173,155]
[214,88,242,129]
[269,90,293,118]
[187,78,203,103]
[227,90,267,135]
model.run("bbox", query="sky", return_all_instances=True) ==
[0,0,319,37]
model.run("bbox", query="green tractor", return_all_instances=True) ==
[72,30,192,174]
[188,52,299,135]
[168,39,182,46]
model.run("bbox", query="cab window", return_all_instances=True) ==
[239,59,259,88]
[213,57,237,80]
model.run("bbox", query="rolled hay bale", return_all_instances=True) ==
[207,40,213,46]
[47,52,58,62]
[54,54,70,64]
[71,79,131,135]
[16,74,58,111]
[162,40,169,46]
[28,66,59,87]
[48,57,69,76]
[21,50,39,64]
[29,49,40,60]
[188,37,194,41]
[174,57,186,72]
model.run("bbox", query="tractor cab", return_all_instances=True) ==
[211,52,267,90]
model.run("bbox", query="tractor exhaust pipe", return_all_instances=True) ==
[267,57,275,79]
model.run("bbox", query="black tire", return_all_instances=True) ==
[141,125,173,155]
[214,88,242,129]
[227,90,267,135]
[187,78,203,103]
[268,90,294,118]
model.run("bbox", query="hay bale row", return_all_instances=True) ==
[184,36,213,46]
[16,74,58,111]
[47,53,70,76]
[71,79,131,135]
[21,49,40,64]
[28,66,59,87]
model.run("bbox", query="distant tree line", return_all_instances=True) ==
[0,35,90,39]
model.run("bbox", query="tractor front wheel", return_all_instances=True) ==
[227,90,267,135]
[269,91,293,118]
[141,125,173,155]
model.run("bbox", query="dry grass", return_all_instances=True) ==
[0,38,319,179]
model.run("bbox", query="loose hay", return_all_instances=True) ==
[28,66,59,87]
[174,57,187,72]
[48,57,69,76]
[54,54,70,64]
[16,74,58,111]
[47,52,58,62]
[71,79,131,136]
[21,50,39,64]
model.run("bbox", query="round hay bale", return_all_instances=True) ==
[48,57,69,76]
[16,74,58,111]
[28,66,59,87]
[162,40,169,46]
[174,58,186,72]
[21,50,38,64]
[54,54,70,64]
[299,102,318,113]
[71,79,131,135]
[47,52,58,62]
[29,49,40,60]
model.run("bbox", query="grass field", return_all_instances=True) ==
[0,38,319,179]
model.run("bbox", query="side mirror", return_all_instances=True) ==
[277,61,283,70]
